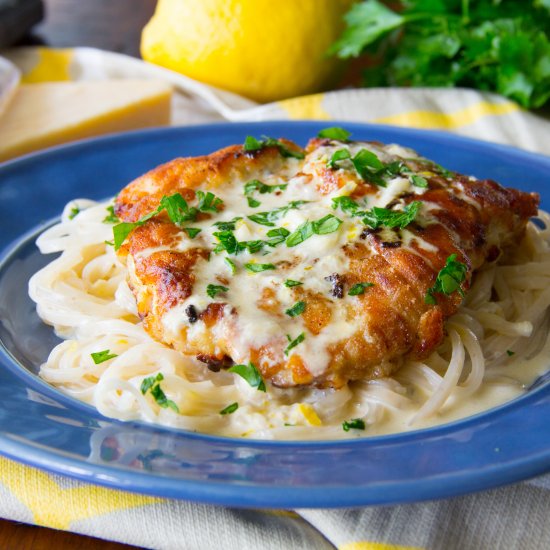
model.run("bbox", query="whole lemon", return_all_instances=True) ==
[141,0,352,103]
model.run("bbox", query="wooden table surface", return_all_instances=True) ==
[4,2,155,547]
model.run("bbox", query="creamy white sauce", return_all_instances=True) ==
[149,141,480,382]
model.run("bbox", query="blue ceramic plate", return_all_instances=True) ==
[1,122,549,508]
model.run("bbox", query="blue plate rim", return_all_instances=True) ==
[0,120,549,508]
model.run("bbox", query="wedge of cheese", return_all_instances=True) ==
[0,79,172,162]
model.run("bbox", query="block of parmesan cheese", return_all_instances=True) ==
[0,79,172,162]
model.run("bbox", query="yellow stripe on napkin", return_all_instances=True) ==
[374,100,519,130]
[277,93,332,120]
[0,457,159,530]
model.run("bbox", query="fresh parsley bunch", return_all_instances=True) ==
[329,0,550,108]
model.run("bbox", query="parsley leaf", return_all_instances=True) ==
[243,135,305,159]
[328,147,386,186]
[329,0,550,109]
[286,214,342,247]
[220,402,239,415]
[225,257,237,274]
[213,230,240,254]
[196,190,223,213]
[247,196,261,208]
[244,179,288,196]
[103,205,119,223]
[332,196,363,216]
[69,206,81,220]
[213,217,242,231]
[318,126,352,141]
[285,300,306,317]
[113,222,138,250]
[265,227,290,247]
[286,220,314,247]
[361,201,422,229]
[140,373,179,412]
[312,214,343,235]
[245,262,276,273]
[206,284,229,298]
[285,332,306,355]
[213,230,265,255]
[228,362,266,392]
[183,227,202,238]
[411,174,429,188]
[348,282,374,296]
[247,200,309,227]
[160,193,198,224]
[112,192,203,250]
[90,349,118,364]
[342,418,366,431]
[284,279,303,287]
[425,254,468,305]
[328,148,352,169]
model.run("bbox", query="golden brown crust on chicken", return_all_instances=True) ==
[114,136,539,389]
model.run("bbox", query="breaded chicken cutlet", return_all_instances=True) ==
[114,134,538,388]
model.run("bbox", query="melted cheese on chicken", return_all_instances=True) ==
[115,136,538,388]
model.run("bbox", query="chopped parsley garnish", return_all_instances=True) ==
[243,135,305,159]
[506,350,515,357]
[348,282,374,296]
[265,227,290,247]
[284,332,306,355]
[245,262,276,273]
[220,402,239,415]
[284,279,303,288]
[113,222,138,250]
[244,240,264,254]
[285,300,306,317]
[68,206,81,220]
[247,200,309,227]
[213,230,240,254]
[213,230,265,255]
[342,418,365,432]
[411,174,428,188]
[312,214,343,235]
[425,254,468,305]
[159,193,198,224]
[182,227,202,238]
[224,257,237,274]
[286,220,314,247]
[352,148,385,175]
[328,147,433,190]
[206,284,229,298]
[212,217,242,231]
[362,201,422,229]
[247,212,278,227]
[328,148,352,170]
[90,349,118,364]
[328,147,386,186]
[140,373,179,412]
[228,362,266,392]
[111,192,215,250]
[286,214,342,247]
[247,196,261,208]
[332,196,362,216]
[102,205,119,223]
[196,190,223,213]
[317,126,352,141]
[244,179,288,196]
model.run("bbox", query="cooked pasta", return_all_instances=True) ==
[28,199,550,439]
